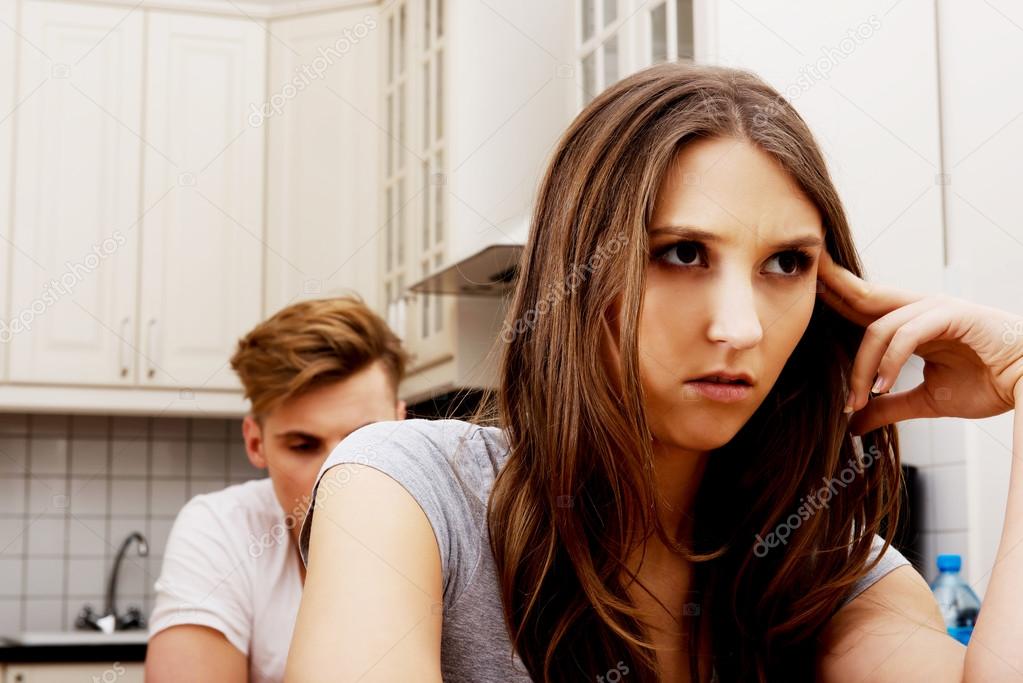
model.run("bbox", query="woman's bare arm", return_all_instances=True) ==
[963,377,1023,679]
[819,379,1023,681]
[285,463,444,683]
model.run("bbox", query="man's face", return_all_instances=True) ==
[241,360,405,543]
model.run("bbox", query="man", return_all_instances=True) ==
[146,297,407,683]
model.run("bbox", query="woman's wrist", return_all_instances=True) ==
[1015,372,1023,406]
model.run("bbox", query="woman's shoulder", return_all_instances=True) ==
[321,418,510,495]
[300,418,510,602]
[840,533,913,609]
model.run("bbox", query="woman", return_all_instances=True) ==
[286,63,1023,681]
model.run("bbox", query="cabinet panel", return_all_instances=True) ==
[0,0,16,381]
[8,1,143,385]
[264,8,381,315]
[141,12,266,390]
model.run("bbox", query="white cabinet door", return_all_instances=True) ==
[7,1,143,385]
[140,12,266,390]
[0,0,17,381]
[264,7,381,315]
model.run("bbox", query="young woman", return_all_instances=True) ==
[285,63,1023,681]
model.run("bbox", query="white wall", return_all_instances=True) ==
[703,0,1022,592]
[935,0,1023,595]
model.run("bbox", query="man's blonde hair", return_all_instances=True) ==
[230,296,408,418]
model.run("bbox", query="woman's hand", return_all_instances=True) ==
[816,251,1023,435]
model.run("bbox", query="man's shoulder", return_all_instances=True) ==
[172,477,282,539]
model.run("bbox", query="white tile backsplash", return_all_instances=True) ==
[66,557,106,597]
[0,437,28,474]
[109,480,148,517]
[29,438,68,476]
[25,518,66,556]
[111,439,149,476]
[67,516,108,557]
[25,556,64,598]
[0,519,27,557]
[68,477,109,516]
[189,441,226,477]
[150,479,189,515]
[0,558,23,597]
[27,478,67,516]
[0,411,254,637]
[70,439,108,477]
[0,478,24,514]
[151,440,187,476]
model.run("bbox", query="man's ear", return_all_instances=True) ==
[241,414,269,469]
[395,399,407,420]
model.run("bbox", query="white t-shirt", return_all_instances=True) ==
[149,478,303,683]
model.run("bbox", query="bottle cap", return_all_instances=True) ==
[937,554,961,572]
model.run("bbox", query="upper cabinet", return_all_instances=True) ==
[0,0,272,413]
[8,1,144,385]
[140,12,266,390]
[0,0,17,383]
[577,0,696,107]
[380,0,456,379]
[264,7,382,316]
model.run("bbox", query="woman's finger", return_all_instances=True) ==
[817,250,923,325]
[849,383,940,435]
[846,297,946,412]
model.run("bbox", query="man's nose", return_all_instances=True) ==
[706,275,763,350]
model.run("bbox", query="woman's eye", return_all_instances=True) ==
[764,250,812,277]
[656,242,812,277]
[658,241,705,267]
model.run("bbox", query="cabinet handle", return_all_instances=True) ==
[118,316,131,378]
[146,318,157,379]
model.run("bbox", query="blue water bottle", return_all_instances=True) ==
[930,554,981,645]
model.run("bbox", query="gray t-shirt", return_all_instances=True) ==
[298,418,911,682]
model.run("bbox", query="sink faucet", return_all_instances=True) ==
[75,531,149,633]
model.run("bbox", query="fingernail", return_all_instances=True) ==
[843,389,855,414]
[871,376,885,394]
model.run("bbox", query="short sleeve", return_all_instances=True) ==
[299,419,489,606]
[148,496,254,656]
[840,534,912,609]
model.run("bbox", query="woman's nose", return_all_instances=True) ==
[706,279,763,349]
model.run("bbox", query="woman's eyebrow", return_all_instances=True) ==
[649,225,824,250]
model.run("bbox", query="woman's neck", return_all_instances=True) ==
[649,438,711,541]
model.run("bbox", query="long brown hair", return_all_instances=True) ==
[487,62,902,681]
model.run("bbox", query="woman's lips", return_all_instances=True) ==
[683,380,753,403]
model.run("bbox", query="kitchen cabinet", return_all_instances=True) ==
[140,11,266,390]
[0,0,16,382]
[264,6,381,315]
[3,663,143,682]
[383,0,575,402]
[0,0,269,410]
[7,1,143,385]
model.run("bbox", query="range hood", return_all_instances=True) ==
[409,244,523,297]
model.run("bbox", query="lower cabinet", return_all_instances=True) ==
[3,663,144,682]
